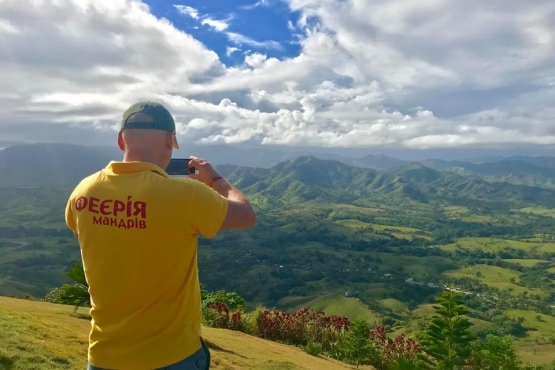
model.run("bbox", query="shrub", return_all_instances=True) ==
[202,302,246,333]
[202,290,246,312]
[369,326,422,369]
[255,306,349,348]
[341,320,378,368]
[305,340,323,356]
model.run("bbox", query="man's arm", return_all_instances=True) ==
[210,177,256,230]
[65,197,79,239]
[188,156,256,231]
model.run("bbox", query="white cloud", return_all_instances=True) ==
[174,4,231,33]
[226,32,283,50]
[0,18,20,34]
[173,5,199,19]
[1,0,555,151]
[201,18,229,32]
[226,47,241,57]
[241,0,272,10]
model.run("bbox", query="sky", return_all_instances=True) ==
[1,0,554,156]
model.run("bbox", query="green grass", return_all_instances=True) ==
[293,293,382,324]
[377,298,410,319]
[502,259,550,267]
[0,297,369,370]
[334,219,371,229]
[520,207,555,218]
[458,215,497,223]
[437,237,555,254]
[376,253,457,280]
[443,205,469,216]
[506,309,555,338]
[441,265,545,296]
[443,206,497,223]
[371,224,422,233]
[0,301,90,369]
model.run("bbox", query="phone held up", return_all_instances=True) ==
[166,158,196,176]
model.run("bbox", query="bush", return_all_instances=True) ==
[202,290,246,312]
[202,302,246,333]
[255,306,349,348]
[44,283,90,312]
[369,326,421,369]
[305,340,323,356]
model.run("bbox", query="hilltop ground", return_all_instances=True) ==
[0,296,373,370]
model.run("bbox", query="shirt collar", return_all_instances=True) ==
[105,161,169,178]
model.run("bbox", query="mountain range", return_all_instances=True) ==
[2,143,555,201]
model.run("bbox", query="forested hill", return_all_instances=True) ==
[4,142,555,192]
[216,156,555,208]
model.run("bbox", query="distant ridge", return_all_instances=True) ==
[4,143,555,192]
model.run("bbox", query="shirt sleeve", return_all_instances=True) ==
[188,182,229,239]
[65,195,77,232]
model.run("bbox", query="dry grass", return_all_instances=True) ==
[0,296,373,370]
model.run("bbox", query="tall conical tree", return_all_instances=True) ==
[65,263,90,312]
[418,290,476,369]
[343,320,378,368]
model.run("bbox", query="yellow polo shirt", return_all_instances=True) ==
[65,161,228,369]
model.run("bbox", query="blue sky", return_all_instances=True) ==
[0,0,554,152]
[145,1,303,66]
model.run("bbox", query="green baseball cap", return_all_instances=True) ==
[120,101,179,149]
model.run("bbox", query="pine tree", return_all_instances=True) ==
[343,319,378,368]
[418,290,476,369]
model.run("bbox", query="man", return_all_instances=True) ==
[65,101,256,370]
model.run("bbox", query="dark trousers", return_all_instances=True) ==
[87,337,210,370]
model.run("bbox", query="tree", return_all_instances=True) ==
[418,290,476,369]
[465,335,521,370]
[44,263,90,312]
[201,289,246,312]
[342,320,378,368]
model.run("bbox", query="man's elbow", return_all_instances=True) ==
[220,203,257,231]
[238,206,256,229]
[244,209,257,229]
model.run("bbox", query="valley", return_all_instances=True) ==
[2,146,555,365]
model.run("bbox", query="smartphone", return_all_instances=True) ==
[166,158,196,175]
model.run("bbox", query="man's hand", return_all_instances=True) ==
[187,156,222,187]
[187,155,256,230]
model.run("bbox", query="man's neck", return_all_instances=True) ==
[123,150,159,166]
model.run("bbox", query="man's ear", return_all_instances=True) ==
[117,131,125,151]
[168,131,175,150]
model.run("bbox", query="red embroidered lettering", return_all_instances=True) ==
[126,219,135,228]
[92,216,102,225]
[89,197,100,213]
[75,196,88,212]
[100,199,113,215]
[133,201,147,218]
[110,218,117,227]
[139,220,146,229]
[126,196,133,217]
[102,217,109,226]
[113,200,125,216]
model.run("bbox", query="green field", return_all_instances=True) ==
[438,237,555,254]
[442,265,545,296]
[443,206,498,223]
[334,219,371,229]
[377,253,456,280]
[0,297,366,370]
[292,293,382,324]
[520,207,555,218]
[502,259,550,267]
[506,309,555,337]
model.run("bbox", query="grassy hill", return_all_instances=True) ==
[0,296,372,370]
